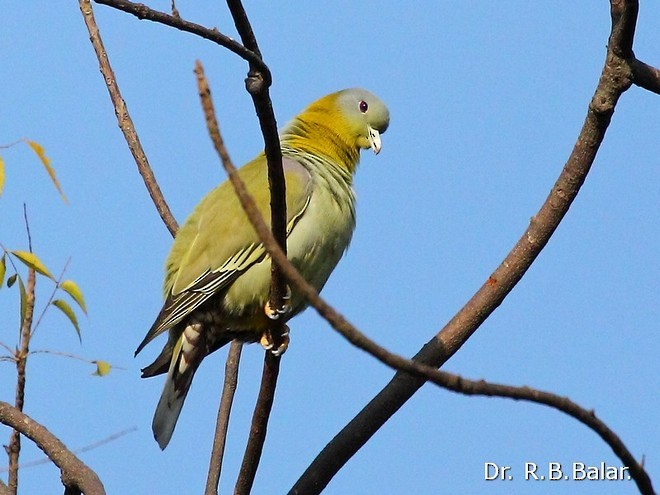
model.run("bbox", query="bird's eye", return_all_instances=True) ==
[359,100,368,113]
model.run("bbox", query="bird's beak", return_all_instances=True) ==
[368,126,382,154]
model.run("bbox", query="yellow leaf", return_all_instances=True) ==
[93,360,112,377]
[7,273,18,288]
[11,250,54,280]
[60,279,87,315]
[0,153,5,197]
[25,140,68,204]
[0,255,5,288]
[52,299,81,342]
[18,275,27,327]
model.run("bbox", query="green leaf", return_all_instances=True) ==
[18,275,27,327]
[11,250,54,280]
[0,255,5,288]
[0,153,5,197]
[52,299,81,342]
[60,279,87,315]
[7,273,17,288]
[93,360,112,377]
[25,140,68,204]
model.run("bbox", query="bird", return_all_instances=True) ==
[136,88,390,449]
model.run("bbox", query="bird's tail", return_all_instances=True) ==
[152,323,205,450]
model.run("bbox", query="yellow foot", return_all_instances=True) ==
[263,286,292,320]
[259,325,290,356]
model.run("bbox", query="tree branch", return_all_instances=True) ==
[6,267,34,495]
[0,403,105,495]
[224,3,289,491]
[291,1,648,493]
[195,56,284,495]
[192,26,652,494]
[631,59,660,94]
[79,0,178,236]
[234,352,280,495]
[92,0,269,77]
[204,342,242,495]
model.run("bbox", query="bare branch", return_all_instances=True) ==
[92,0,268,77]
[0,402,105,495]
[291,1,648,493]
[631,59,660,94]
[205,342,242,495]
[7,266,35,494]
[79,0,178,236]
[192,31,653,494]
[234,352,280,495]
[439,377,654,494]
[226,0,288,346]
[0,427,136,473]
[194,57,284,495]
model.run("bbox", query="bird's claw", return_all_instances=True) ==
[259,325,290,356]
[264,286,292,320]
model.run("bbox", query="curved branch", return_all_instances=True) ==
[292,1,647,493]
[92,0,269,79]
[193,23,652,493]
[436,377,654,495]
[79,0,178,236]
[0,402,105,495]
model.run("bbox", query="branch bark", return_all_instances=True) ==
[93,0,268,74]
[195,56,284,495]
[0,403,105,495]
[234,352,280,495]
[79,0,178,236]
[6,268,34,495]
[205,342,242,495]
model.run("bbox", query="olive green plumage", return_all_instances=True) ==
[137,88,390,449]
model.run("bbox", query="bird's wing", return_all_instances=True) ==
[136,157,312,354]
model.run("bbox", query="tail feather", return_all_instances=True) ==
[152,323,204,449]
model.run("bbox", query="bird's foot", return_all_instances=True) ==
[260,325,290,356]
[263,286,292,320]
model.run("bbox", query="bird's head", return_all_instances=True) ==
[282,88,390,169]
[331,88,390,154]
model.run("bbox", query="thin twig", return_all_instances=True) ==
[7,266,34,495]
[28,349,126,372]
[6,209,38,495]
[79,0,178,236]
[0,427,136,473]
[22,205,32,253]
[205,342,242,495]
[189,62,245,494]
[29,257,70,339]
[234,352,280,495]
[93,0,269,77]
[0,402,105,495]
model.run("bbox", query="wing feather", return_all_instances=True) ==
[136,157,312,354]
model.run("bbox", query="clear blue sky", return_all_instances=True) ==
[2,2,658,494]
